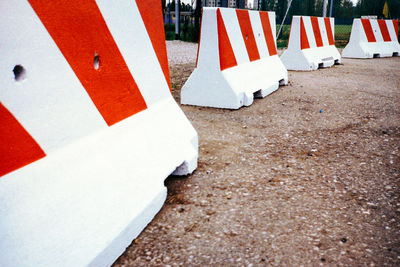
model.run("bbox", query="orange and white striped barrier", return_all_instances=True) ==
[280,16,341,71]
[0,0,197,266]
[181,7,288,109]
[342,19,400,58]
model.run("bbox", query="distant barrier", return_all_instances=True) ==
[181,7,288,109]
[342,18,400,58]
[280,16,341,71]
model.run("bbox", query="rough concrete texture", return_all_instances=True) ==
[114,41,400,266]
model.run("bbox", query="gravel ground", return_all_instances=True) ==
[114,41,400,266]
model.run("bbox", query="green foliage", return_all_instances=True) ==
[355,0,400,18]
[164,24,197,42]
[164,0,399,45]
[166,0,193,12]
[334,24,352,47]
[275,24,352,48]
[258,0,400,19]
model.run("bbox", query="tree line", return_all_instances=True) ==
[261,0,399,22]
[162,0,399,21]
[161,0,399,42]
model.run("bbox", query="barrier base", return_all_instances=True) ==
[280,46,341,71]
[0,98,198,267]
[342,42,400,58]
[181,55,288,109]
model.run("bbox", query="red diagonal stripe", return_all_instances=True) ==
[236,9,260,61]
[393,20,399,40]
[0,103,46,177]
[311,17,323,47]
[324,17,335,45]
[217,9,237,71]
[361,19,376,42]
[28,0,147,126]
[300,17,310,50]
[137,0,171,91]
[259,11,277,56]
[378,20,391,42]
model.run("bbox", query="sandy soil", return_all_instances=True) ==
[114,41,400,266]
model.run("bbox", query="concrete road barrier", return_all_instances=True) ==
[0,0,198,266]
[280,16,341,71]
[342,18,400,58]
[181,7,288,109]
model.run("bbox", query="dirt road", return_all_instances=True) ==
[114,41,400,266]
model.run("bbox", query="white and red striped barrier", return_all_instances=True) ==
[0,0,197,266]
[280,16,341,71]
[181,7,288,109]
[342,18,400,58]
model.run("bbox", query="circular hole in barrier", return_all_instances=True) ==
[94,52,100,70]
[246,35,249,40]
[13,65,27,82]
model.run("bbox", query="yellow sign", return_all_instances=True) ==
[383,1,389,19]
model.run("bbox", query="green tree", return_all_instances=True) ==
[265,0,277,10]
[276,0,287,23]
[340,0,354,18]
[192,0,202,42]
[353,0,399,18]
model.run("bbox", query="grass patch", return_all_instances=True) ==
[165,23,197,42]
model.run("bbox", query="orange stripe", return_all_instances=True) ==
[324,17,335,45]
[236,9,260,61]
[137,0,171,91]
[311,17,323,47]
[0,103,46,177]
[378,20,391,42]
[393,20,399,40]
[259,12,277,56]
[28,0,147,126]
[300,17,310,50]
[361,19,376,42]
[217,8,237,71]
[195,9,204,67]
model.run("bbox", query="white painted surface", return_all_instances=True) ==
[387,20,398,42]
[318,17,330,46]
[0,0,106,153]
[96,0,172,105]
[280,16,341,71]
[303,17,317,48]
[0,1,198,266]
[221,8,250,64]
[0,99,198,267]
[269,12,277,46]
[181,8,288,109]
[342,19,400,58]
[249,11,269,58]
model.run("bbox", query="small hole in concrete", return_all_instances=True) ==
[94,52,100,70]
[13,65,27,82]
[373,53,380,58]
[393,52,399,57]
[246,35,248,40]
